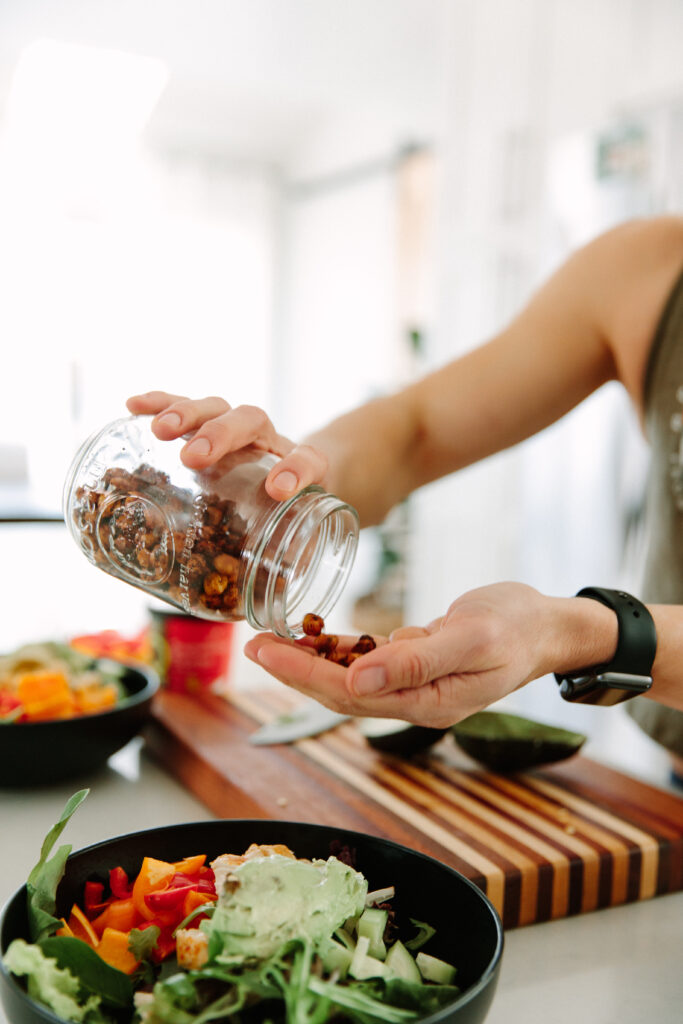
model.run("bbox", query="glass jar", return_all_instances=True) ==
[63,416,359,638]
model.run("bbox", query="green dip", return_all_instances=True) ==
[206,854,368,958]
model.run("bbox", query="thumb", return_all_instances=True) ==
[265,444,329,500]
[347,630,464,698]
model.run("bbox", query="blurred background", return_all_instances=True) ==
[1,0,683,760]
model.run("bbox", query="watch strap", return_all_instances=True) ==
[555,587,657,705]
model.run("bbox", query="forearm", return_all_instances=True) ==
[307,219,683,527]
[304,392,421,526]
[643,605,683,711]
[306,320,612,527]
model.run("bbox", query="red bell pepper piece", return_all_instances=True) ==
[83,881,111,919]
[0,692,23,720]
[109,866,133,899]
[194,881,216,894]
[84,881,105,908]
[144,884,196,912]
[171,873,215,895]
[152,933,177,963]
[171,873,201,887]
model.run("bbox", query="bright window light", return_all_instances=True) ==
[1,39,168,217]
[5,38,168,146]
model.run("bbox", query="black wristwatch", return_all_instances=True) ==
[554,587,657,706]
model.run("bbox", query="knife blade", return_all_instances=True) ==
[249,700,351,745]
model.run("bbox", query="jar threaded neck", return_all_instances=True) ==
[242,486,359,637]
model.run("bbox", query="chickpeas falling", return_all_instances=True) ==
[302,614,376,667]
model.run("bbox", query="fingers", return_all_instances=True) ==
[126,391,181,415]
[176,404,288,469]
[244,634,354,712]
[125,392,231,441]
[389,625,431,641]
[243,633,459,726]
[125,394,327,495]
[158,398,233,441]
[346,627,476,699]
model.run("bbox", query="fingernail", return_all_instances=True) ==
[272,470,298,493]
[158,412,181,429]
[184,437,211,457]
[353,667,387,695]
[257,647,277,669]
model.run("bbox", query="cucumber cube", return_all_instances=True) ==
[385,940,422,984]
[349,935,391,980]
[416,951,457,985]
[356,907,388,960]
[320,940,353,979]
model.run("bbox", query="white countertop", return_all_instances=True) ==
[1,728,682,1024]
[1,523,683,1022]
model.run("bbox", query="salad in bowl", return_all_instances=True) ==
[0,793,503,1024]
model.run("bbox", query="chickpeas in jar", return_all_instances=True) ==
[63,416,360,639]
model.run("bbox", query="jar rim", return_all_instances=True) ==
[242,486,359,638]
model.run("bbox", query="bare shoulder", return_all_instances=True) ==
[577,216,683,403]
[572,215,683,294]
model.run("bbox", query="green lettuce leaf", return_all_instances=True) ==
[26,789,89,942]
[39,936,133,1010]
[3,938,105,1023]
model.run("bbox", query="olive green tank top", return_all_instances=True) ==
[627,268,683,757]
[640,268,683,604]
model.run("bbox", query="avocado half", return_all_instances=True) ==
[358,719,449,755]
[451,710,586,773]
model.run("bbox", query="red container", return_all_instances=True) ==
[150,609,234,693]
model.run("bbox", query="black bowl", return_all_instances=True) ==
[0,819,503,1024]
[0,662,159,786]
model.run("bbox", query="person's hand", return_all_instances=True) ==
[244,582,619,727]
[126,391,328,501]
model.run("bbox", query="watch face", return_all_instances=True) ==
[558,672,652,706]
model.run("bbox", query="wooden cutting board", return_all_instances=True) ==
[144,686,683,930]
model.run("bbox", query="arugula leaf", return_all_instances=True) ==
[144,973,199,1024]
[172,902,215,936]
[26,789,89,942]
[149,969,249,1024]
[129,925,160,962]
[403,919,436,953]
[379,977,460,1014]
[205,924,224,964]
[39,936,133,1010]
[280,940,319,1024]
[307,977,418,1023]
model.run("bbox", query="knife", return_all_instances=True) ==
[249,700,351,745]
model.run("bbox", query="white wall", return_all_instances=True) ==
[397,0,683,737]
[408,0,683,628]
[270,0,683,648]
[0,146,279,510]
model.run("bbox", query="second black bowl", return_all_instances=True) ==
[0,661,159,786]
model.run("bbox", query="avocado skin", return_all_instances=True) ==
[360,721,449,755]
[451,711,586,773]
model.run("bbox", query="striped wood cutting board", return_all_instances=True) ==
[145,686,683,930]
